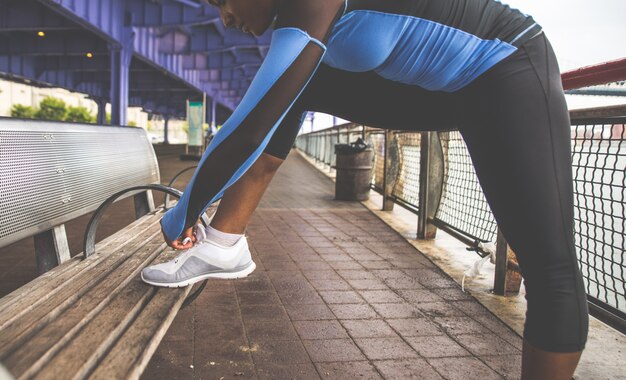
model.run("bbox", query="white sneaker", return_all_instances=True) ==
[141,225,256,288]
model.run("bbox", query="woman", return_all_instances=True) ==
[141,0,588,378]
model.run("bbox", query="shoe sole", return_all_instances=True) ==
[141,261,256,288]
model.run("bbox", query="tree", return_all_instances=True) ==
[35,97,67,121]
[10,104,37,119]
[66,106,95,123]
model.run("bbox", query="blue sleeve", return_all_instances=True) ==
[160,28,327,241]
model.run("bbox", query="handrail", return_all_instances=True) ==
[562,57,626,90]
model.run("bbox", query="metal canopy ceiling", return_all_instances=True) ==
[0,0,272,120]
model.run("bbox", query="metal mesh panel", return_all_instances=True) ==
[393,133,422,207]
[0,120,160,248]
[435,131,498,243]
[572,119,625,313]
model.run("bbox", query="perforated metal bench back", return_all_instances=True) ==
[0,118,160,248]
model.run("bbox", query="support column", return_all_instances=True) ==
[109,39,132,126]
[417,132,445,239]
[95,98,107,125]
[382,130,399,211]
[164,116,170,145]
[210,98,217,130]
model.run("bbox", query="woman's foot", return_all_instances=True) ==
[141,231,256,287]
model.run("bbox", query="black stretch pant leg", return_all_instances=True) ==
[459,34,588,352]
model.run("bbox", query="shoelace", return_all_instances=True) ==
[173,224,208,264]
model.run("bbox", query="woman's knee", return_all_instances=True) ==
[523,266,589,352]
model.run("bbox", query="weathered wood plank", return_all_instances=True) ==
[30,279,156,380]
[0,212,162,314]
[0,215,162,328]
[88,285,191,380]
[3,240,167,377]
[0,226,164,358]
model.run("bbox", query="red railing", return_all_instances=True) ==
[561,57,626,90]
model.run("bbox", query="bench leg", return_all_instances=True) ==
[134,190,156,219]
[34,224,71,274]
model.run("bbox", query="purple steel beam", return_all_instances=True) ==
[0,0,77,31]
[183,50,262,70]
[0,32,109,56]
[0,55,37,80]
[36,0,222,112]
[35,56,111,74]
[128,0,218,28]
[181,26,271,54]
[38,0,126,44]
[19,0,269,113]
[109,40,131,125]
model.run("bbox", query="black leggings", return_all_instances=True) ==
[265,33,589,352]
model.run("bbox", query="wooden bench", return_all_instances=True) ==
[0,118,207,379]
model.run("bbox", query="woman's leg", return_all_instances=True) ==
[210,153,284,234]
[459,33,587,379]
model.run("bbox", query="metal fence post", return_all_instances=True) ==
[382,130,399,211]
[417,132,444,239]
[494,228,523,295]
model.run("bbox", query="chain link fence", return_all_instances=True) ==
[571,117,625,323]
[295,117,626,330]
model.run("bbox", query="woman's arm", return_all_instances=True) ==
[161,0,345,241]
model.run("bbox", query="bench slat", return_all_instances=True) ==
[0,216,160,330]
[31,280,156,380]
[3,240,166,377]
[0,212,162,314]
[0,222,164,358]
[89,284,190,380]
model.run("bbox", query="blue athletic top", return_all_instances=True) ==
[161,0,541,241]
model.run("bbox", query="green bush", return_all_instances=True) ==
[35,97,67,121]
[10,104,37,119]
[66,106,96,123]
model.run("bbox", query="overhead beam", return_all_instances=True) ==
[0,32,108,56]
[183,50,263,70]
[127,0,219,28]
[37,0,127,45]
[0,0,78,32]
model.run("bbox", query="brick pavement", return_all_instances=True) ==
[142,152,523,380]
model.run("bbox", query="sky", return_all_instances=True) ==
[503,0,626,71]
[501,0,626,109]
[308,0,626,130]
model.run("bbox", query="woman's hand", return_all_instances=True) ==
[161,220,198,250]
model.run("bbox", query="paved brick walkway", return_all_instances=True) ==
[143,152,523,380]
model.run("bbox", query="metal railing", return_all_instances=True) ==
[295,116,626,332]
[571,117,625,330]
[296,126,498,245]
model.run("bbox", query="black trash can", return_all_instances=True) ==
[334,139,373,201]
